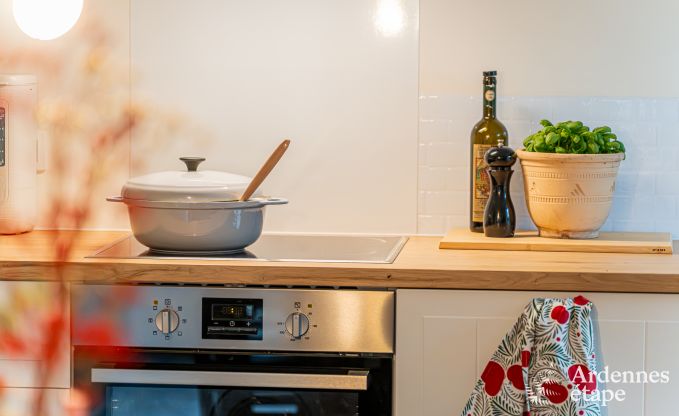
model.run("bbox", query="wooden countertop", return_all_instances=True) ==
[1,231,679,293]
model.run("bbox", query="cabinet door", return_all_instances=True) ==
[0,388,69,416]
[394,290,679,416]
[0,281,70,388]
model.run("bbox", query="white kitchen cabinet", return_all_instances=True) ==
[394,289,679,416]
[0,389,69,416]
[0,281,70,392]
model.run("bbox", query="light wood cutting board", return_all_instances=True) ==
[439,229,673,254]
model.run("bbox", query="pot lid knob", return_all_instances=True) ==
[179,157,206,172]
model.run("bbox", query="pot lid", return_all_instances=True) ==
[122,157,253,202]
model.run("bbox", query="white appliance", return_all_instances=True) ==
[0,74,38,234]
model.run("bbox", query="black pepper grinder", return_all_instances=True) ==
[483,139,516,238]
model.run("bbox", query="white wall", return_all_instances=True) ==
[419,0,679,237]
[1,0,419,234]
[421,0,679,97]
[130,0,419,234]
[2,0,678,236]
[0,0,132,230]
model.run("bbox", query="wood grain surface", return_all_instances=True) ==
[2,231,679,293]
[440,229,674,254]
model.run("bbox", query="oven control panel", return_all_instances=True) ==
[72,285,394,353]
[276,301,318,342]
[285,312,310,339]
[202,298,263,340]
[148,298,187,341]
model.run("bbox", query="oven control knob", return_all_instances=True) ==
[285,312,310,339]
[155,309,180,335]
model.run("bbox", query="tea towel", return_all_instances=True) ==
[461,296,600,416]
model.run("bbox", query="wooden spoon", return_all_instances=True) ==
[239,139,291,202]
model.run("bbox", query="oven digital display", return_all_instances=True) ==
[0,107,5,167]
[212,304,253,320]
[202,298,263,341]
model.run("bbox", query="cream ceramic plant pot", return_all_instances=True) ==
[516,150,624,239]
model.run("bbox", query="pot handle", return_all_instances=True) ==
[255,197,288,206]
[106,196,124,203]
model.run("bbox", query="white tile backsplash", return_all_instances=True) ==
[498,97,552,122]
[616,172,656,196]
[418,166,467,192]
[419,190,467,216]
[638,99,679,122]
[419,119,452,143]
[551,97,593,121]
[418,95,679,238]
[657,122,679,148]
[421,142,461,167]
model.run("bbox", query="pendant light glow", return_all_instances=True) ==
[374,0,406,37]
[13,0,83,40]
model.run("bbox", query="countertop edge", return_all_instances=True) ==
[2,261,679,294]
[2,231,679,293]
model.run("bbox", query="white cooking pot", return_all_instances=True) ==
[109,157,287,254]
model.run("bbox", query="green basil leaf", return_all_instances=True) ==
[593,126,612,134]
[546,132,560,146]
[566,121,582,131]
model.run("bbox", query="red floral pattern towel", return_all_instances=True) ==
[461,296,599,416]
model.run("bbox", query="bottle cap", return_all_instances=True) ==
[484,139,516,168]
[483,71,497,77]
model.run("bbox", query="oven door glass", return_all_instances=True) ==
[93,368,364,416]
[75,348,391,416]
[104,385,358,416]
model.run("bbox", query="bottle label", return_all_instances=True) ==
[472,144,491,222]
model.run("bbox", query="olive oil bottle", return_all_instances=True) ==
[469,71,508,232]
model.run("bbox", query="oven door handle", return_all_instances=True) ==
[91,368,369,391]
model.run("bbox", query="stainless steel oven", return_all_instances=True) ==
[72,285,394,416]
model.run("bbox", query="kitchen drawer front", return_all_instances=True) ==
[0,281,70,388]
[0,388,69,416]
[0,358,70,388]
